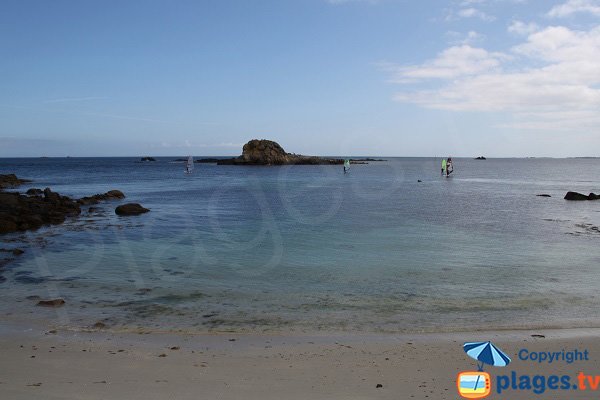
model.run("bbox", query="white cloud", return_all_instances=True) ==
[547,0,600,18]
[455,7,496,21]
[386,24,600,131]
[446,30,486,45]
[508,20,539,35]
[386,45,508,83]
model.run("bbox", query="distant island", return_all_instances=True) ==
[475,156,487,160]
[195,139,385,165]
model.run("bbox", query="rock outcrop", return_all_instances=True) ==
[0,174,31,189]
[240,139,291,165]
[0,188,81,234]
[78,190,125,205]
[564,191,600,201]
[115,203,149,216]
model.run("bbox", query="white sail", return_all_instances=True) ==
[185,155,194,174]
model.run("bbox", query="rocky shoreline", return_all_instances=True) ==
[0,175,149,235]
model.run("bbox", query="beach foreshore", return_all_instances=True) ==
[1,322,600,400]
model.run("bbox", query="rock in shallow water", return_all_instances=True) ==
[78,190,125,205]
[564,191,600,201]
[115,203,150,216]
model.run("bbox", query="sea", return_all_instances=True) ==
[1,157,599,334]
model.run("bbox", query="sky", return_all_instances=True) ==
[1,0,600,157]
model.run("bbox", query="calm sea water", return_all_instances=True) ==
[1,157,599,333]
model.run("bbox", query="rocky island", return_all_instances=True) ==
[196,139,384,165]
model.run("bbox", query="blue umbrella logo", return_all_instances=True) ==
[463,341,511,371]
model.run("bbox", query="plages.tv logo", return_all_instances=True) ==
[457,341,511,399]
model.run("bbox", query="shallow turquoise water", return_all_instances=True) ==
[1,157,599,333]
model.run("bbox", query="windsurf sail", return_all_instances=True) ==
[185,155,194,174]
[441,158,447,174]
[344,159,350,173]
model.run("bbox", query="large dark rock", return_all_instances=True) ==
[0,174,31,189]
[564,191,600,201]
[115,203,149,216]
[240,139,291,165]
[78,190,125,205]
[0,188,81,234]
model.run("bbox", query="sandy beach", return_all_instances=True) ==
[2,322,600,400]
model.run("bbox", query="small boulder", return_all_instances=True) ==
[115,203,150,216]
[37,299,65,307]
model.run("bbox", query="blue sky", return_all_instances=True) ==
[1,0,600,157]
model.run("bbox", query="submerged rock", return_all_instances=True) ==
[536,194,551,197]
[37,299,65,307]
[93,321,107,329]
[140,157,156,162]
[115,203,150,216]
[564,191,600,201]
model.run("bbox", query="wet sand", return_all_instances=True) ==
[2,324,600,399]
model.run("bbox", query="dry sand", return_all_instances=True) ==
[1,323,600,399]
